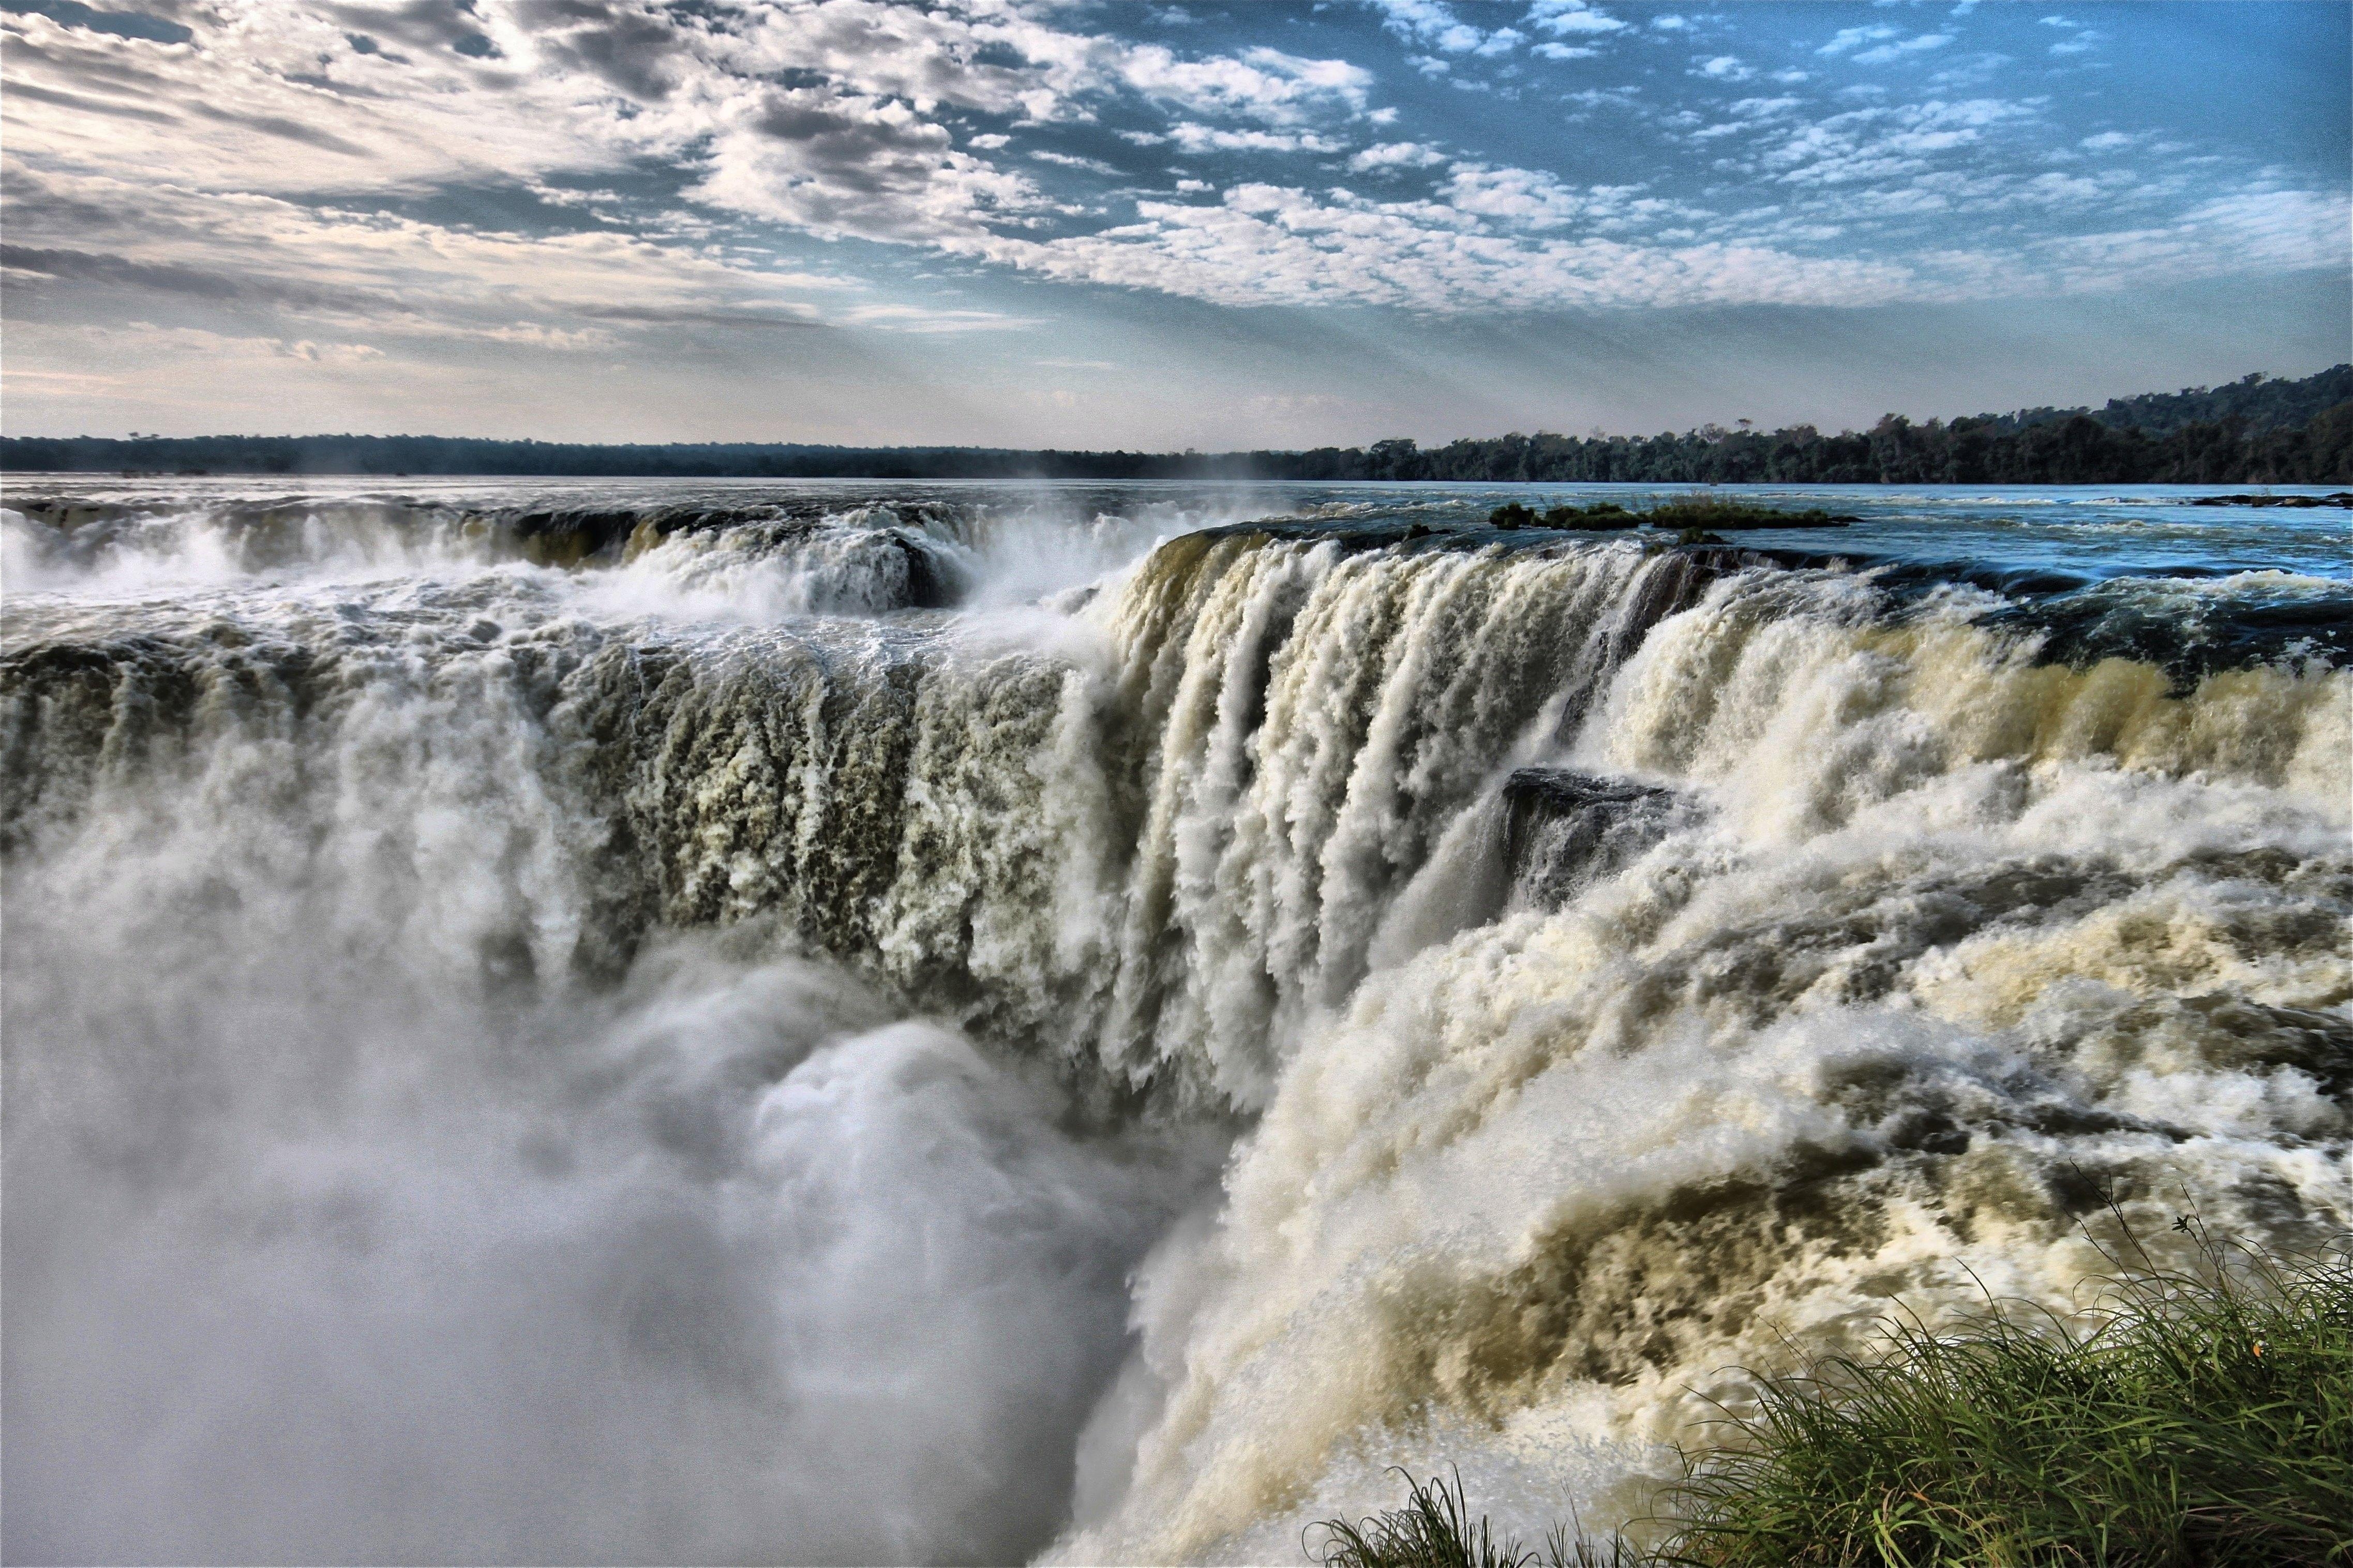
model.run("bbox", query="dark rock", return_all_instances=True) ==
[1500,767,1685,904]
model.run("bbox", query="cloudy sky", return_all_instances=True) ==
[3,0,2346,446]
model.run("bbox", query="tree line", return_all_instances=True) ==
[5,366,2346,484]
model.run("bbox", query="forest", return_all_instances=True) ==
[5,366,2346,484]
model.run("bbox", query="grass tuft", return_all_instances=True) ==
[1310,1469,1644,1568]
[1311,1219,2353,1567]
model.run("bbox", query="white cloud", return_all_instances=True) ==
[1370,1,1486,52]
[0,0,2335,350]
[1745,97,2042,191]
[2036,188,2350,286]
[1526,2,1629,37]
[1348,141,1450,171]
[1370,1,1551,58]
[1031,149,1119,172]
[1169,124,1343,155]
[931,169,1892,318]
[1819,25,1900,56]
[1116,44,1372,123]
[841,303,1040,333]
[2,165,843,339]
[1442,164,1596,228]
[1852,33,1953,65]
[2037,15,2102,55]
[975,180,1919,311]
[3,0,1379,258]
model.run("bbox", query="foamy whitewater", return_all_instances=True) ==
[4,477,2347,1564]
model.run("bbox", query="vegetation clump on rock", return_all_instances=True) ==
[1487,499,1851,532]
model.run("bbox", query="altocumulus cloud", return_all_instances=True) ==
[0,0,2345,355]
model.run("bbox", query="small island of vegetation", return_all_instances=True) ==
[1488,499,1854,532]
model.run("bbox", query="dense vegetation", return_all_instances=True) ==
[1312,1220,2353,1567]
[5,366,2347,484]
[1981,365,2352,436]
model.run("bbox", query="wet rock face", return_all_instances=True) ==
[1500,767,1683,906]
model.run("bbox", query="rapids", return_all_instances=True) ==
[3,477,2346,1565]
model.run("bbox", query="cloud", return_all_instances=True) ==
[1525,2,1628,37]
[0,0,2339,356]
[1369,1,1488,53]
[1031,149,1119,172]
[1169,123,1343,155]
[1116,43,1372,122]
[967,178,1912,312]
[1852,33,1953,65]
[840,303,1040,333]
[1818,24,1899,56]
[2037,15,2102,55]
[3,0,1380,260]
[1348,141,1449,171]
[1,167,840,342]
[1369,0,1537,59]
[2036,188,2350,286]
[1746,97,2041,190]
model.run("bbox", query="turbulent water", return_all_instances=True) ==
[4,476,2347,1565]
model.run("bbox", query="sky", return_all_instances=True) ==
[2,0,2346,447]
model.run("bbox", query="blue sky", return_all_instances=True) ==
[2,0,2345,446]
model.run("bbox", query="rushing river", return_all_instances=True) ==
[4,478,2347,1564]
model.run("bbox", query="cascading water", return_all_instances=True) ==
[3,477,2346,1565]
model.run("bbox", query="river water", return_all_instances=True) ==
[4,477,2347,1564]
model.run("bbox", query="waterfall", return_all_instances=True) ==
[5,485,2345,1563]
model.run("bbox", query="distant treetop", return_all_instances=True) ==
[4,364,2346,485]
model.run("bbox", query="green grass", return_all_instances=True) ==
[1310,1219,2353,1568]
[1486,499,1852,532]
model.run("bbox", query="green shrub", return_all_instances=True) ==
[1311,1221,2353,1567]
